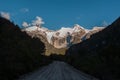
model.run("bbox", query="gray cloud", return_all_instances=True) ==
[20,8,29,13]
[102,21,108,27]
[76,17,81,20]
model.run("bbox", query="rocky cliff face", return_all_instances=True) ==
[22,24,104,50]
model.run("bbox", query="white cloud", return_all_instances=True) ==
[22,22,29,28]
[76,17,81,20]
[32,16,44,27]
[0,12,10,20]
[22,16,45,28]
[102,21,108,27]
[20,8,29,13]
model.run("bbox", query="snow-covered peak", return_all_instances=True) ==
[73,24,84,29]
[57,27,73,37]
[73,24,85,32]
[23,24,105,49]
[45,32,54,43]
[24,26,48,32]
[54,24,85,37]
[85,29,91,33]
[92,26,105,31]
[24,26,38,31]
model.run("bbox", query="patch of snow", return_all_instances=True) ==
[38,27,47,32]
[92,27,105,30]
[24,26,48,32]
[73,24,84,32]
[46,32,55,43]
[85,29,91,33]
[57,27,73,37]
[24,26,38,31]
[74,24,84,29]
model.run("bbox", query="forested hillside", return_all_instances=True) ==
[0,17,51,80]
[66,17,120,80]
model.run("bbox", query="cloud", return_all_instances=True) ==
[102,21,108,27]
[76,17,81,20]
[22,22,29,28]
[22,16,44,28]
[32,16,44,27]
[0,12,10,20]
[20,8,29,13]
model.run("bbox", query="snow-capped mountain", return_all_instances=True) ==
[22,24,104,49]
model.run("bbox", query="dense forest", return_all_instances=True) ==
[66,17,120,80]
[0,17,52,80]
[0,16,120,80]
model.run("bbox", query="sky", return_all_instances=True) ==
[0,0,120,30]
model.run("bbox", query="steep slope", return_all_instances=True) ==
[81,27,104,40]
[0,17,51,80]
[19,61,98,80]
[23,24,86,48]
[23,24,104,55]
[23,24,104,48]
[23,29,67,56]
[66,17,120,80]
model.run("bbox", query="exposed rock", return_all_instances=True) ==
[22,24,104,55]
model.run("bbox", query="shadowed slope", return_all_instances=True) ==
[66,17,120,80]
[0,17,50,80]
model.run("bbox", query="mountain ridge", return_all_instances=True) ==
[23,24,104,47]
[66,17,120,80]
[22,24,104,55]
